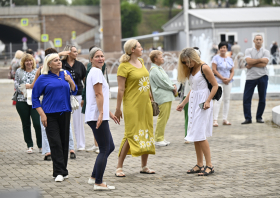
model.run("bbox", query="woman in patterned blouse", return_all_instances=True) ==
[14,53,42,154]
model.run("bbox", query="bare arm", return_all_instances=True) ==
[229,67,234,80]
[29,67,42,89]
[115,76,126,121]
[203,65,218,107]
[248,62,267,68]
[93,83,104,129]
[176,90,190,112]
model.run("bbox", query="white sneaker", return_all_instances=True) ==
[86,145,99,152]
[155,141,168,147]
[164,140,170,145]
[88,178,106,185]
[78,148,85,151]
[95,149,100,154]
[94,184,115,191]
[55,175,64,182]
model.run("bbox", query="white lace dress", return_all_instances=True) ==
[184,69,213,142]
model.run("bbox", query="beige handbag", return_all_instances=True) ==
[150,86,160,116]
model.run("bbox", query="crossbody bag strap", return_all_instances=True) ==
[200,63,208,82]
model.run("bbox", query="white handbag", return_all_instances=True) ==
[64,70,79,112]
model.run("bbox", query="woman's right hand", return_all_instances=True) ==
[115,108,123,122]
[96,113,103,129]
[176,103,185,112]
[222,78,228,85]
[41,113,47,128]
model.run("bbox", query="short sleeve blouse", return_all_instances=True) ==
[211,55,234,84]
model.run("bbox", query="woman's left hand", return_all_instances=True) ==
[96,113,103,129]
[203,101,210,110]
[25,84,31,89]
[110,111,120,125]
[64,73,72,83]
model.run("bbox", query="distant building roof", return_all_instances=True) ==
[188,7,280,23]
[163,7,280,30]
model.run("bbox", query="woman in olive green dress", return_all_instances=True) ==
[114,39,156,177]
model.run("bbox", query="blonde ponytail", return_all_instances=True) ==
[119,39,138,63]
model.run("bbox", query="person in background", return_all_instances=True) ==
[242,35,270,124]
[62,46,87,151]
[81,46,107,154]
[30,48,76,161]
[10,50,24,105]
[32,53,78,182]
[270,41,278,65]
[149,50,176,147]
[231,42,241,60]
[212,42,234,127]
[85,47,119,190]
[227,41,232,52]
[15,53,42,154]
[176,48,218,176]
[115,39,155,177]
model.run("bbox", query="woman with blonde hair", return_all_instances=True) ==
[14,53,42,154]
[176,48,218,176]
[32,53,77,182]
[114,39,156,177]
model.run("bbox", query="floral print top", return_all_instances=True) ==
[14,68,37,102]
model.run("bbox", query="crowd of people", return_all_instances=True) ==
[11,34,270,190]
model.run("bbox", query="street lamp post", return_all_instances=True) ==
[184,0,190,48]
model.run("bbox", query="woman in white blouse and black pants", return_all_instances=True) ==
[85,47,119,191]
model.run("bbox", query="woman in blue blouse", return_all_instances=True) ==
[212,42,234,127]
[32,53,77,182]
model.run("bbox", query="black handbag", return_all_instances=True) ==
[200,64,222,101]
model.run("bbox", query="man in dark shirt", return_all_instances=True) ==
[271,42,278,65]
[62,46,86,151]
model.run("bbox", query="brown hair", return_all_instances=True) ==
[177,48,203,82]
[45,48,58,56]
[149,50,162,63]
[20,53,36,70]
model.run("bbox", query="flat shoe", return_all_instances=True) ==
[70,152,76,159]
[198,166,214,176]
[187,164,204,174]
[115,168,126,177]
[223,120,231,125]
[140,166,155,174]
[27,147,33,154]
[94,184,115,191]
[44,155,52,161]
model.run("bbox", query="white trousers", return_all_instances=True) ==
[213,83,232,121]
[72,95,85,149]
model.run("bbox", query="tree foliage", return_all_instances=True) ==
[4,0,67,6]
[163,0,183,19]
[71,0,100,5]
[243,0,250,5]
[194,0,210,8]
[137,0,158,5]
[121,1,142,38]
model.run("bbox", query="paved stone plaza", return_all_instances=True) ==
[0,83,280,198]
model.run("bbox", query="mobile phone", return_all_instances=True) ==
[199,102,205,110]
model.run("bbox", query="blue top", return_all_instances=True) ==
[32,70,78,113]
[211,55,234,84]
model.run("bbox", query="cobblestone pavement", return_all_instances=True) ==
[0,83,280,198]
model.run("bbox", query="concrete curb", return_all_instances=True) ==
[272,105,280,126]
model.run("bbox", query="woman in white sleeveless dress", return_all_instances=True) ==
[176,48,218,176]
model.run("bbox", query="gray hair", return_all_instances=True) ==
[89,47,104,59]
[254,34,263,40]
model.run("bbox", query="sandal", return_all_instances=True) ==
[140,166,155,174]
[115,168,126,177]
[223,120,231,125]
[27,147,33,154]
[187,164,204,174]
[213,120,218,127]
[44,155,52,161]
[198,166,214,176]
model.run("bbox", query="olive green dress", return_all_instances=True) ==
[117,58,155,157]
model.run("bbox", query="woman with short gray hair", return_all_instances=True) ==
[85,47,119,190]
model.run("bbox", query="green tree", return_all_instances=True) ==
[121,1,142,38]
[54,0,68,5]
[137,0,158,5]
[263,0,272,4]
[0,0,9,6]
[243,0,250,6]
[228,0,237,5]
[194,0,210,8]
[163,0,183,19]
[10,0,53,5]
[71,0,99,5]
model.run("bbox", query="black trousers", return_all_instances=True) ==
[45,112,70,177]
